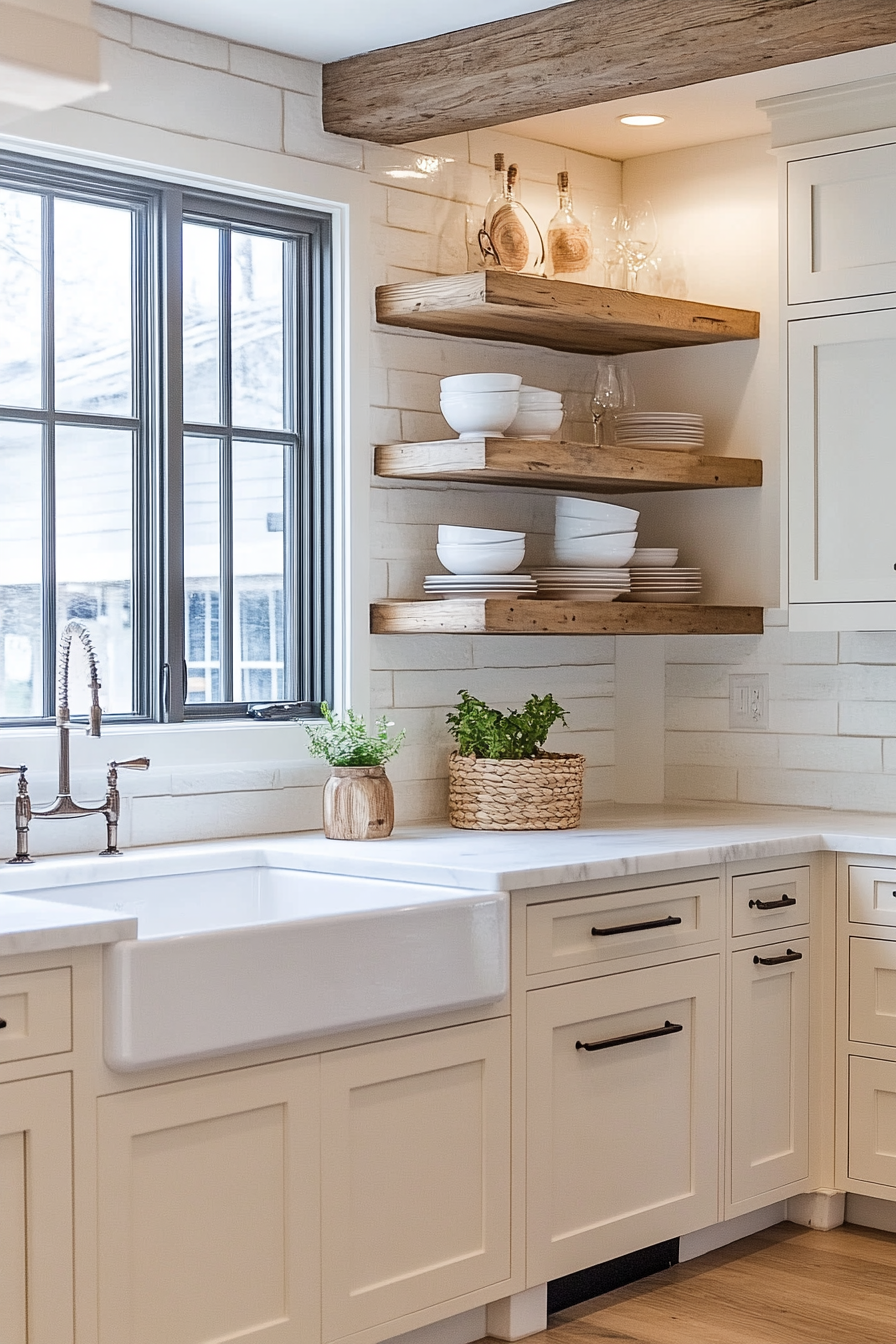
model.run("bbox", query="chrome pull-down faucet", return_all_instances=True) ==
[2,621,150,862]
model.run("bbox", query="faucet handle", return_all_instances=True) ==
[0,765,26,777]
[109,757,150,771]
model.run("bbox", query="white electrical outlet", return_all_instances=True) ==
[729,673,769,730]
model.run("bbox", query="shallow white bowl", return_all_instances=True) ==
[553,535,637,567]
[555,518,639,541]
[630,548,679,568]
[438,525,525,544]
[441,390,520,439]
[555,497,640,532]
[441,373,521,394]
[506,406,564,439]
[437,541,526,574]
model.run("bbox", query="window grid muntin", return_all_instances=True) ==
[0,154,332,727]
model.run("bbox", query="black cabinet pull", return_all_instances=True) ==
[749,894,797,910]
[753,949,802,966]
[576,1020,683,1052]
[0,1019,6,1029]
[592,915,682,937]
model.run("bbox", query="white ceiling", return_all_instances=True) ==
[108,0,576,63]
[500,44,896,159]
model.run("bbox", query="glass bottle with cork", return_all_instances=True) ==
[547,171,593,279]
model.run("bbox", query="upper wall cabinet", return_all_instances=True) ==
[788,142,896,305]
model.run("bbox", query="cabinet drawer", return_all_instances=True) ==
[849,937,896,1047]
[731,867,809,938]
[848,1055,896,1187]
[788,144,896,304]
[848,865,896,926]
[526,878,720,975]
[0,968,71,1065]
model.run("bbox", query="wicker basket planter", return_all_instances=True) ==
[447,750,585,831]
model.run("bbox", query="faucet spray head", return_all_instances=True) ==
[89,702,102,737]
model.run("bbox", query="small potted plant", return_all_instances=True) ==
[305,704,405,840]
[446,690,585,831]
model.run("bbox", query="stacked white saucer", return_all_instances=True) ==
[622,567,703,603]
[531,568,631,602]
[424,574,537,598]
[615,412,704,453]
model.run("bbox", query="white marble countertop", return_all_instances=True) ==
[3,800,896,954]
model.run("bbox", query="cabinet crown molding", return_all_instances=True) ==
[760,72,896,148]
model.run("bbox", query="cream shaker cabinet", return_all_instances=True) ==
[0,1073,74,1344]
[96,1058,321,1344]
[525,955,721,1284]
[729,938,810,1207]
[320,1018,511,1342]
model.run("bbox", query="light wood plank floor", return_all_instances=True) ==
[521,1222,896,1344]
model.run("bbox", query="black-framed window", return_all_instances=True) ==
[0,154,332,725]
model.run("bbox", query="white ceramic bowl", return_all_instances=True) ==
[440,390,520,439]
[555,517,638,541]
[506,406,564,439]
[437,541,526,575]
[553,535,637,567]
[555,497,640,533]
[438,525,525,544]
[519,385,562,401]
[440,373,521,394]
[630,548,679,568]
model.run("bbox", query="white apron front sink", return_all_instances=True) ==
[27,864,508,1070]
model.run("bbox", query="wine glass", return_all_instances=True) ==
[591,359,623,447]
[591,204,627,288]
[620,200,658,291]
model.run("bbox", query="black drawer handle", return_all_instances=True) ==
[749,894,797,910]
[0,1018,6,1029]
[592,915,682,937]
[753,949,802,966]
[576,1020,683,1052]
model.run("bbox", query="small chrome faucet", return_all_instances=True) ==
[1,621,150,863]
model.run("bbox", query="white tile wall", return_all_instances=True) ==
[666,619,896,811]
[0,8,621,853]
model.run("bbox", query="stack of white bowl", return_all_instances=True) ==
[506,386,564,440]
[440,374,522,440]
[533,497,640,601]
[426,525,536,599]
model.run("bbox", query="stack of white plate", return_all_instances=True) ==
[424,574,537,599]
[621,567,702,603]
[615,412,704,453]
[531,568,632,602]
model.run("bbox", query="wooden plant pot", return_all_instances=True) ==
[323,765,395,840]
[448,750,585,831]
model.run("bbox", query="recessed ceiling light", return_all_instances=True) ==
[618,114,667,127]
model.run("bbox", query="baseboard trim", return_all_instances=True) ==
[846,1192,896,1234]
[678,1202,787,1262]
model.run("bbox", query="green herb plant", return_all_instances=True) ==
[305,703,405,767]
[446,690,568,760]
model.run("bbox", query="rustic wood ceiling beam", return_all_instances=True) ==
[321,0,896,144]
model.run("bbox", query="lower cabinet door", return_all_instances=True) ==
[0,1073,73,1344]
[848,1055,896,1187]
[97,1057,320,1344]
[526,957,720,1284]
[729,939,810,1207]
[320,1017,511,1342]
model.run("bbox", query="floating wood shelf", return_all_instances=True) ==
[375,438,762,495]
[375,272,760,356]
[371,600,764,637]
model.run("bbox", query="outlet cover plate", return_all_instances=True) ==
[729,673,769,730]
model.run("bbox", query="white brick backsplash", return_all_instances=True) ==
[768,699,839,735]
[737,769,833,808]
[830,773,896,812]
[666,697,730,731]
[369,670,394,709]
[371,635,474,672]
[471,635,614,667]
[89,41,283,151]
[666,730,780,768]
[664,634,762,664]
[283,91,364,170]
[665,765,738,802]
[387,369,442,412]
[840,702,896,737]
[131,15,229,70]
[228,43,319,96]
[666,664,730,698]
[386,559,426,598]
[401,409,450,442]
[393,663,611,709]
[778,734,882,774]
[881,739,896,773]
[370,521,434,560]
[392,777,449,825]
[93,3,131,42]
[584,766,614,802]
[369,407,402,444]
[551,729,614,767]
[839,631,896,664]
[370,366,389,406]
